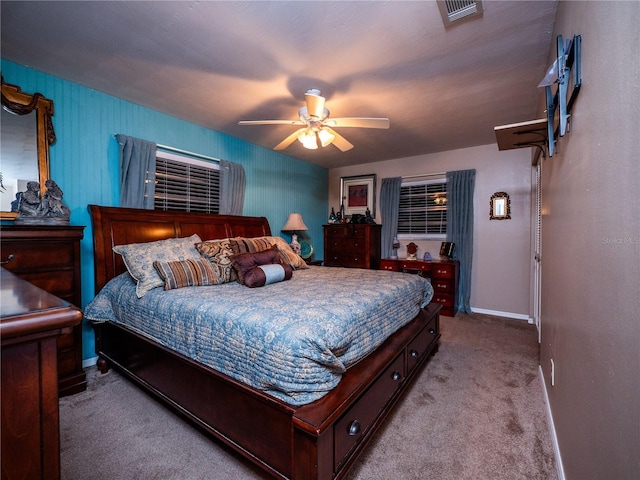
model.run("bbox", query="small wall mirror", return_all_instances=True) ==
[1,78,55,220]
[490,192,511,220]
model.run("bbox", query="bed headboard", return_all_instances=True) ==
[89,205,272,293]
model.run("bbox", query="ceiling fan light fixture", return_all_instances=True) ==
[317,128,335,147]
[298,129,318,149]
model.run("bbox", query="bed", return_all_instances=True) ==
[86,205,441,480]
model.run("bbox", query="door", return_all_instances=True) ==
[533,161,542,342]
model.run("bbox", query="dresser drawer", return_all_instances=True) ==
[432,278,453,293]
[407,316,439,374]
[432,264,456,279]
[401,261,430,273]
[13,270,76,300]
[433,292,454,308]
[325,238,367,253]
[325,225,369,238]
[379,260,400,271]
[334,353,405,469]
[1,240,76,272]
[325,253,368,269]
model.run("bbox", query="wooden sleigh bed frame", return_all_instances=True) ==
[88,205,441,480]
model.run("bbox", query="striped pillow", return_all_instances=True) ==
[153,258,220,290]
[231,236,309,270]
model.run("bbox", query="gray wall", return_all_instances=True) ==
[329,143,533,319]
[539,2,640,479]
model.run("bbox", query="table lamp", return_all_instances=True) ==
[281,213,308,255]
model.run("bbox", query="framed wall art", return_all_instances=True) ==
[340,174,376,218]
[490,191,511,220]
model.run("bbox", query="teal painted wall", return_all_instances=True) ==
[1,60,328,361]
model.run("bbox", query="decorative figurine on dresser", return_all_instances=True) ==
[1,179,86,396]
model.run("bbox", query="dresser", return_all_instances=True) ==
[1,268,83,480]
[323,223,382,269]
[380,258,460,316]
[0,225,86,396]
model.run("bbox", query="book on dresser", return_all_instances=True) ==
[1,225,86,396]
[380,258,459,316]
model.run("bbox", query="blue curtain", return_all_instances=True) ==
[380,177,402,258]
[446,169,476,314]
[116,134,156,209]
[219,159,246,215]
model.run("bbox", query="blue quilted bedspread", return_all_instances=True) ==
[84,266,433,406]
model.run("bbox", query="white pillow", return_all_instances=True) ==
[113,234,202,297]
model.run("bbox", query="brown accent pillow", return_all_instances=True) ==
[195,238,238,283]
[153,258,220,290]
[230,245,282,285]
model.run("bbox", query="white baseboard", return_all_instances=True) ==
[538,365,566,480]
[83,356,98,368]
[471,307,533,323]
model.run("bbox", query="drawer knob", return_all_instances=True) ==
[348,420,361,436]
[392,371,402,381]
[410,350,419,358]
[429,328,436,334]
[0,254,15,265]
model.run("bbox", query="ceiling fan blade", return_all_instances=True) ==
[239,120,305,126]
[324,127,354,152]
[274,128,305,150]
[324,117,390,129]
[305,90,326,119]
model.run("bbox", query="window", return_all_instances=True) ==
[154,150,220,213]
[398,178,447,239]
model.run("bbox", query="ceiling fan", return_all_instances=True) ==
[238,89,390,152]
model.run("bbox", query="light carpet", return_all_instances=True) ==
[60,312,557,479]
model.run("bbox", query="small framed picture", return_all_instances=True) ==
[340,174,376,218]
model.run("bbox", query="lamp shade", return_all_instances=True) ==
[281,213,308,231]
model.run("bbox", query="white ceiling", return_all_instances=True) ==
[0,1,558,169]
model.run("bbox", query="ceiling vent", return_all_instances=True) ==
[437,0,483,27]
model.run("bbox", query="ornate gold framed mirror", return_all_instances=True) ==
[490,192,511,220]
[1,78,55,220]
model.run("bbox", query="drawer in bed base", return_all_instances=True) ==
[334,352,405,470]
[407,313,439,375]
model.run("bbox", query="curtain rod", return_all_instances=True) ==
[402,172,446,180]
[113,135,221,163]
[156,144,221,163]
